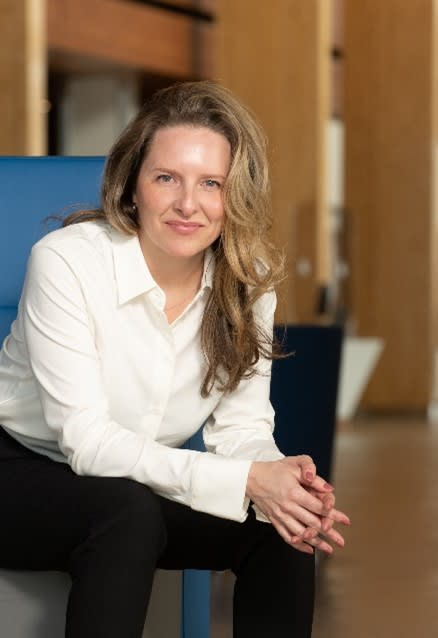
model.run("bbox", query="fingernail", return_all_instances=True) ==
[305,471,314,481]
[323,482,334,490]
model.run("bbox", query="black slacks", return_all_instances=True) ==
[0,427,315,638]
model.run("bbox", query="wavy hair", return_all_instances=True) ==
[63,81,285,396]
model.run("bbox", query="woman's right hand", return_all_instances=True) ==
[246,456,350,555]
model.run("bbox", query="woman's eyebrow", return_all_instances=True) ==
[151,167,227,180]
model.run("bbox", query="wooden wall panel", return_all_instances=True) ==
[345,0,435,409]
[0,0,47,154]
[331,0,344,118]
[430,6,438,407]
[215,0,330,323]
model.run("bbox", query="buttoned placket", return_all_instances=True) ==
[138,288,174,433]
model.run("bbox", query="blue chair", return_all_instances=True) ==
[0,157,210,638]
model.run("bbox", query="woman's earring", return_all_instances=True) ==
[130,203,138,216]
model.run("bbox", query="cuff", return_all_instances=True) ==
[233,439,285,462]
[252,503,271,523]
[190,453,252,522]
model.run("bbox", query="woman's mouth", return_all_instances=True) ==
[165,221,203,235]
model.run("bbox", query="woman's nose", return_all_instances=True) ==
[174,185,198,217]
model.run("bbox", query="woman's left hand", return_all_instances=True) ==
[291,457,350,553]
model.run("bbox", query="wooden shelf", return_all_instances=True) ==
[47,0,213,78]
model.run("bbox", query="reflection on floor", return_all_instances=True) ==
[211,416,437,637]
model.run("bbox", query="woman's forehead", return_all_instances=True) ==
[142,125,231,170]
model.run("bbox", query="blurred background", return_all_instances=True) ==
[2,0,438,636]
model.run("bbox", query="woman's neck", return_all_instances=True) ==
[138,235,204,293]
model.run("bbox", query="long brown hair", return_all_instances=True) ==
[63,81,285,396]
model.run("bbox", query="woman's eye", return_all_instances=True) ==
[156,174,173,183]
[203,179,221,189]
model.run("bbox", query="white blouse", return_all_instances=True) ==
[0,220,283,522]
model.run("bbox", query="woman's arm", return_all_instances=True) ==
[21,243,253,521]
[203,289,283,462]
[204,289,350,551]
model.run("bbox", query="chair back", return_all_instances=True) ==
[0,156,209,638]
[0,157,104,342]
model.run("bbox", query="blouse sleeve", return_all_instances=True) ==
[202,289,285,521]
[21,244,253,522]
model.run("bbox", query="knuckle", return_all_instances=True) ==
[311,517,322,530]
[289,485,302,500]
[270,503,284,521]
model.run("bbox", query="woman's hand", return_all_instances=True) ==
[290,488,348,554]
[294,457,350,552]
[246,455,350,555]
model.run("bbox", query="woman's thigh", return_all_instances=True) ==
[0,427,251,574]
[0,427,308,580]
[0,428,162,571]
[157,496,315,635]
[157,496,281,573]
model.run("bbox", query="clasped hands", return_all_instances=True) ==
[246,455,350,555]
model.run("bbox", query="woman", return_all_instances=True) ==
[0,81,349,637]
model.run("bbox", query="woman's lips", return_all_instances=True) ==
[165,221,203,235]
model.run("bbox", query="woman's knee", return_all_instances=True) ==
[81,477,167,553]
[232,514,314,578]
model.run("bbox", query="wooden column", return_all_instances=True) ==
[215,0,330,322]
[344,0,437,409]
[0,0,47,154]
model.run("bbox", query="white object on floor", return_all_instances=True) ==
[336,337,384,421]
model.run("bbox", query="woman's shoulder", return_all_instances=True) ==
[32,219,112,259]
[37,219,110,248]
[26,221,115,280]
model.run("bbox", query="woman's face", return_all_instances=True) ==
[133,125,231,263]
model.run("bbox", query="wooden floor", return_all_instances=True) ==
[211,415,438,637]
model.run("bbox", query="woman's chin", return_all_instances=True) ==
[161,242,208,261]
